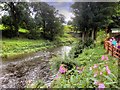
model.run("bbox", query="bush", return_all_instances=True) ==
[2,29,16,38]
[69,38,94,58]
[27,29,41,40]
[50,56,75,73]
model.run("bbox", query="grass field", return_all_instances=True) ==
[1,25,78,60]
[2,38,52,60]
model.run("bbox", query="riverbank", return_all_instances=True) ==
[1,31,77,60]
[0,46,72,88]
[49,31,119,88]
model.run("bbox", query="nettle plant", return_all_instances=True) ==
[51,55,119,88]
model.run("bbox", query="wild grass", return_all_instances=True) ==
[2,38,54,60]
[50,30,119,88]
[51,44,119,88]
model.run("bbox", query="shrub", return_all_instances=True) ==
[69,38,94,58]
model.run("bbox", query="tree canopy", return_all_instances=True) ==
[1,2,64,40]
[71,2,119,41]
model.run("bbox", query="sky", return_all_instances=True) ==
[47,2,75,23]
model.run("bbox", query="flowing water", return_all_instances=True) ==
[0,46,72,88]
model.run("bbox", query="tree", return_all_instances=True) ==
[31,2,64,40]
[71,2,118,42]
[1,2,30,37]
[67,20,72,25]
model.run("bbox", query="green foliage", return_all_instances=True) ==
[31,2,64,40]
[26,80,46,88]
[51,44,119,88]
[71,2,119,40]
[19,28,29,33]
[96,30,107,45]
[50,55,75,73]
[1,2,30,37]
[69,38,94,58]
[56,25,78,45]
[51,30,119,88]
[2,38,53,60]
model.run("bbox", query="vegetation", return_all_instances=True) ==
[50,31,119,88]
[1,25,77,60]
[71,2,120,41]
[1,2,64,40]
[0,1,120,89]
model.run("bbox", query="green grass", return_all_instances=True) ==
[2,38,55,60]
[57,25,78,44]
[50,30,119,88]
[51,44,119,88]
[1,25,78,60]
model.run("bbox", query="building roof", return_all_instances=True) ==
[111,28,120,33]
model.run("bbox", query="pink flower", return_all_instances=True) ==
[98,83,105,88]
[94,80,99,85]
[90,67,92,70]
[105,56,108,60]
[59,65,67,74]
[55,74,59,79]
[78,70,82,74]
[76,66,79,69]
[110,39,112,42]
[101,55,109,61]
[94,73,97,77]
[100,72,103,75]
[93,64,98,68]
[101,55,105,60]
[106,66,111,75]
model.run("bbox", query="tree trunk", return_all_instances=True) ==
[43,20,46,38]
[94,27,98,40]
[82,32,85,42]
[14,25,19,37]
[9,2,19,37]
[91,30,94,40]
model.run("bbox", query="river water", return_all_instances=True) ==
[0,46,72,88]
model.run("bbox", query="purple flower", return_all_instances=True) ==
[55,74,59,79]
[78,70,82,74]
[98,83,105,88]
[93,64,98,68]
[101,55,105,60]
[100,72,103,75]
[101,55,109,61]
[94,73,97,77]
[106,66,111,75]
[94,80,99,85]
[59,65,67,74]
[105,56,108,60]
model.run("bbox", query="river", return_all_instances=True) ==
[0,46,72,88]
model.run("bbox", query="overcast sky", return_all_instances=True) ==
[48,2,75,23]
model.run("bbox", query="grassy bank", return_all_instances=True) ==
[1,25,77,60]
[2,37,76,60]
[49,30,119,88]
[50,45,119,88]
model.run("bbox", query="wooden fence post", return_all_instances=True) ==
[112,45,113,56]
[107,42,109,54]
